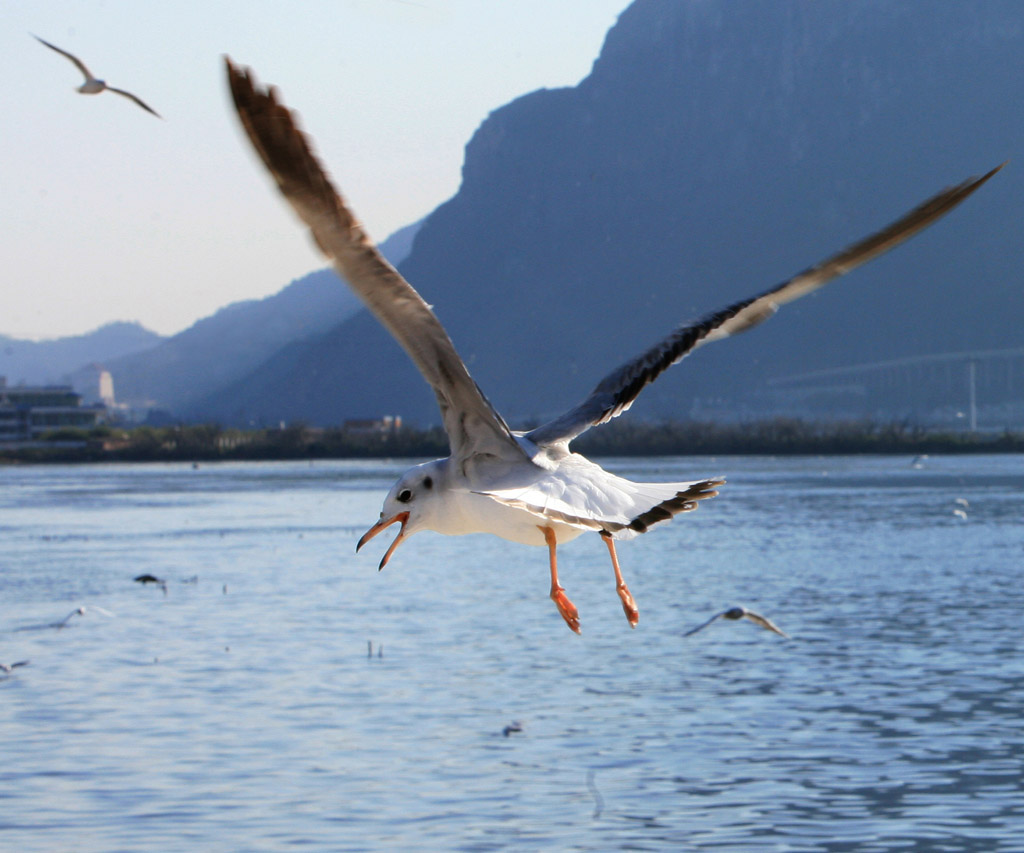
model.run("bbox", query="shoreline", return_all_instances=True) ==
[3,419,1022,464]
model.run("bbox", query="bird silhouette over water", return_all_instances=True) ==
[14,605,113,632]
[134,573,168,594]
[683,606,788,638]
[33,35,161,117]
[226,58,1000,634]
[54,605,115,630]
[0,661,30,674]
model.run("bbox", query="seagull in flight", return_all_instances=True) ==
[134,573,168,594]
[683,606,788,638]
[225,58,999,634]
[13,605,115,632]
[54,605,115,630]
[33,35,161,118]
[0,661,30,675]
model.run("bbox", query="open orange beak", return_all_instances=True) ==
[356,511,410,571]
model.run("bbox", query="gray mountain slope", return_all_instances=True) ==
[195,0,1021,428]
[0,322,162,387]
[107,220,420,412]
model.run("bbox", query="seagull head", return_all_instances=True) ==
[356,460,446,570]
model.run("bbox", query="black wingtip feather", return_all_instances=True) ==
[627,478,724,534]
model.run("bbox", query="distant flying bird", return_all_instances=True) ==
[54,605,115,630]
[226,58,1000,634]
[683,606,789,638]
[952,497,969,520]
[0,661,30,674]
[134,573,168,593]
[33,35,161,118]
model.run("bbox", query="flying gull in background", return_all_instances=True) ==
[54,605,115,630]
[225,58,999,634]
[13,605,115,632]
[134,573,169,594]
[33,35,161,118]
[0,661,31,675]
[683,606,789,638]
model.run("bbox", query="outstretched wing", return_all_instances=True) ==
[741,609,789,637]
[33,35,95,80]
[225,58,527,467]
[526,164,1002,448]
[107,86,162,118]
[682,610,726,637]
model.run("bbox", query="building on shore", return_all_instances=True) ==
[68,363,116,408]
[342,415,403,436]
[0,377,106,444]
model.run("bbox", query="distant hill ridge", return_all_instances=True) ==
[2,220,419,415]
[105,219,420,414]
[0,321,162,387]
[192,0,1022,428]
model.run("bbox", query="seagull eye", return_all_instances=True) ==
[397,489,413,503]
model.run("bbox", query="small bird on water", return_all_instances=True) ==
[33,35,161,118]
[225,58,999,634]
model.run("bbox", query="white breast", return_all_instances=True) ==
[432,488,586,547]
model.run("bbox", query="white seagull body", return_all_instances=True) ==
[225,59,999,633]
[33,35,161,118]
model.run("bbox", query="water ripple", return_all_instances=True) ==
[1,455,1023,850]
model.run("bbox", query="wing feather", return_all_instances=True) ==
[476,456,722,539]
[33,35,95,80]
[527,164,1003,448]
[107,86,161,118]
[225,59,526,466]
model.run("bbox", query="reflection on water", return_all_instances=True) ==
[1,455,1022,851]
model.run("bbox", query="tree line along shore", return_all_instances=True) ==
[3,419,1023,464]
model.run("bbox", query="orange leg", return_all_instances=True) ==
[601,532,638,628]
[540,526,580,634]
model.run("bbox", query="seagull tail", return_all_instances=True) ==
[607,477,725,539]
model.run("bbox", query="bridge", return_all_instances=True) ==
[764,348,1024,429]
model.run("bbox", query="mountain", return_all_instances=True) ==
[106,268,362,412]
[194,0,1023,428]
[0,322,162,387]
[107,220,421,414]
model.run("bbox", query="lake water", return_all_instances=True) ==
[1,454,1022,851]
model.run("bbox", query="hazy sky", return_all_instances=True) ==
[3,1,631,341]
